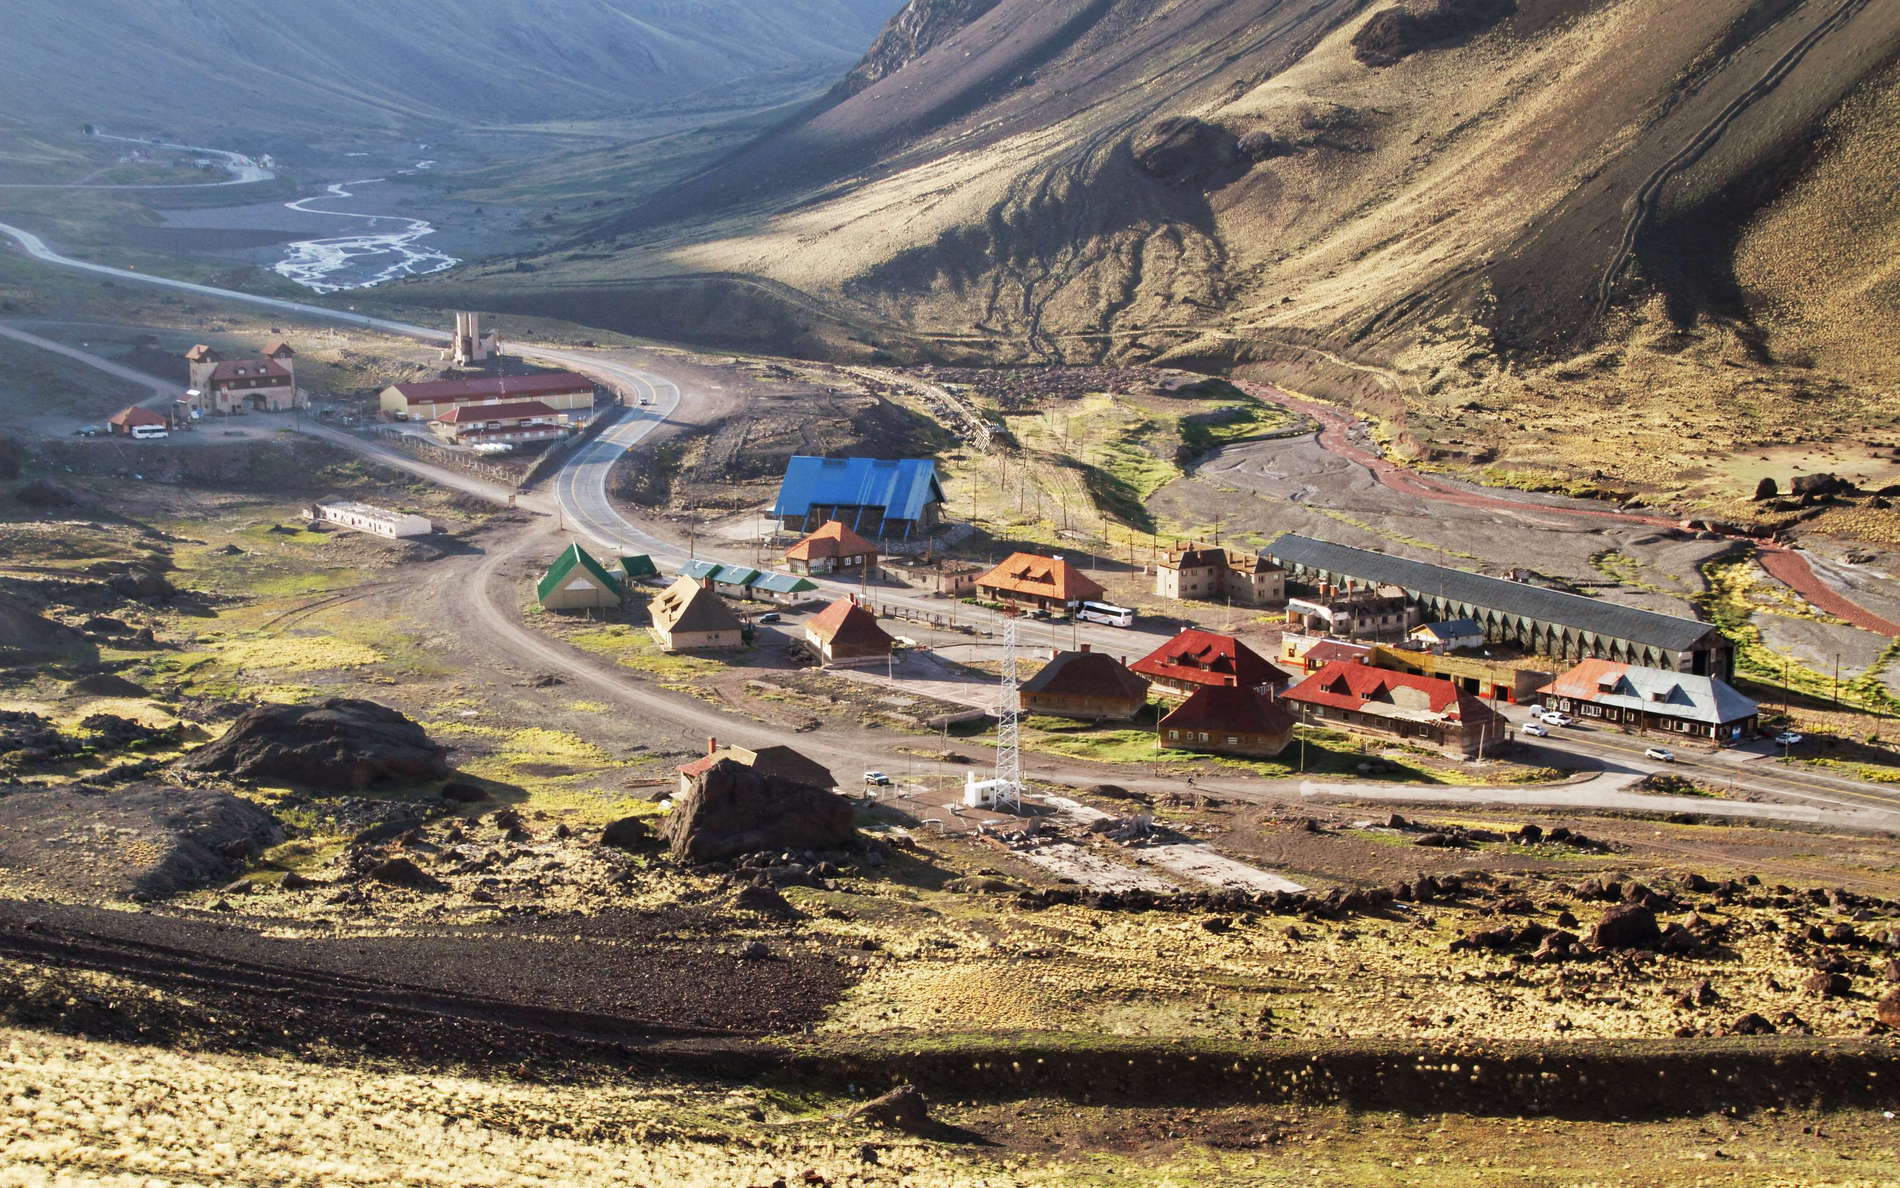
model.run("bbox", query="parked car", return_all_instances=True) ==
[72,425,102,437]
[1522,722,1549,737]
[1643,746,1676,763]
[756,612,782,624]
[1773,731,1803,746]
[1540,712,1574,727]
[863,771,893,787]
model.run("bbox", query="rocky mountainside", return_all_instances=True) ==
[0,0,904,137]
[438,0,1900,503]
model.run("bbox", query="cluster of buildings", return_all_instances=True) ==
[109,339,304,437]
[380,371,599,448]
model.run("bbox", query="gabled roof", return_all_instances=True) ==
[785,519,878,562]
[1414,618,1484,641]
[1283,660,1503,726]
[805,597,894,650]
[650,575,743,635]
[1264,534,1719,653]
[679,560,816,596]
[772,456,945,522]
[108,405,167,428]
[1158,547,1227,572]
[1538,659,1757,725]
[184,344,218,362]
[1301,640,1373,668]
[975,552,1106,603]
[207,358,292,385]
[678,744,834,788]
[1161,685,1296,738]
[536,543,622,603]
[1020,649,1150,702]
[387,372,594,405]
[619,555,659,580]
[1130,629,1287,688]
[262,340,295,358]
[433,399,560,424]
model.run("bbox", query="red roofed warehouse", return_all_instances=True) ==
[803,595,895,667]
[1282,659,1507,758]
[1159,685,1296,758]
[1130,629,1289,700]
[974,552,1104,615]
[186,343,299,415]
[428,400,570,446]
[785,520,878,577]
[379,372,598,421]
[1019,645,1150,721]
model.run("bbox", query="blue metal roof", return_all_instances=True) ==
[772,456,944,522]
[676,561,813,594]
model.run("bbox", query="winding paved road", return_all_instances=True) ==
[4,221,1897,834]
[0,133,274,190]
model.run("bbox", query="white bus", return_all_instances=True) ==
[130,424,170,440]
[1075,600,1135,627]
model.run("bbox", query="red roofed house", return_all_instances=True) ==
[1130,629,1289,700]
[974,552,1105,616]
[1019,645,1150,721]
[1281,659,1507,758]
[804,595,895,667]
[378,372,598,421]
[676,737,835,797]
[1159,685,1296,758]
[186,342,299,414]
[107,405,170,435]
[785,520,878,577]
[427,400,570,446]
[1282,637,1374,672]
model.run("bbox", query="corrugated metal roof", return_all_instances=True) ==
[1263,535,1718,652]
[1539,660,1757,725]
[772,456,944,523]
[750,571,818,595]
[678,560,815,595]
[537,543,621,603]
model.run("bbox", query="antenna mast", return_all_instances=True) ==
[992,612,1024,812]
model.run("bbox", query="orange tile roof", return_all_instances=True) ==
[804,596,894,650]
[785,519,877,562]
[975,552,1105,603]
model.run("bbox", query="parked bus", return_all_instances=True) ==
[1076,600,1135,627]
[129,424,170,440]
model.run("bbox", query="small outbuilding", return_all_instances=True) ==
[1018,645,1150,721]
[676,736,836,798]
[1408,618,1486,652]
[304,499,432,540]
[536,543,623,610]
[804,595,895,667]
[619,554,660,584]
[107,405,169,435]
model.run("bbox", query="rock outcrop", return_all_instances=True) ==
[175,698,449,791]
[1351,0,1516,68]
[661,756,856,861]
[0,782,281,899]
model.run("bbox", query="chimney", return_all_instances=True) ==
[706,737,718,756]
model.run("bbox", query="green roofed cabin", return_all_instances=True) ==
[537,544,624,611]
[620,555,660,584]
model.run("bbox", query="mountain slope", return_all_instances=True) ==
[426,0,1900,512]
[0,0,903,137]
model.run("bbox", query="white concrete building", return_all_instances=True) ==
[304,500,432,539]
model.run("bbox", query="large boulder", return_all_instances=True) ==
[0,593,90,660]
[0,781,281,900]
[1589,903,1661,950]
[661,757,856,861]
[175,698,449,791]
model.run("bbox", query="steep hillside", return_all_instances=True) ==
[427,0,1900,512]
[0,0,903,138]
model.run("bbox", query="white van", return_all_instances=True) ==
[130,424,170,440]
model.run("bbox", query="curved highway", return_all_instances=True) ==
[0,132,275,189]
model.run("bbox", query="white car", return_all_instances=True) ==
[863,771,893,787]
[1540,712,1574,727]
[1644,746,1676,763]
[1774,731,1803,746]
[1522,722,1549,737]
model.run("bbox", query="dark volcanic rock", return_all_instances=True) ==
[1352,0,1516,68]
[15,477,78,507]
[108,569,176,602]
[660,757,856,861]
[1589,903,1662,950]
[174,698,449,791]
[600,815,659,852]
[0,781,281,899]
[67,672,151,698]
[1728,1012,1777,1036]
[1805,970,1851,999]
[1131,116,1243,187]
[1878,988,1900,1028]
[1791,472,1853,497]
[850,1084,933,1133]
[366,856,447,893]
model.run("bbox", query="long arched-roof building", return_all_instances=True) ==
[1262,535,1733,680]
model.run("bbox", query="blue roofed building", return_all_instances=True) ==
[771,456,946,540]
[678,559,820,605]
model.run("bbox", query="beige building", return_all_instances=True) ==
[379,372,598,422]
[648,576,744,652]
[186,342,299,415]
[1154,545,1284,606]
